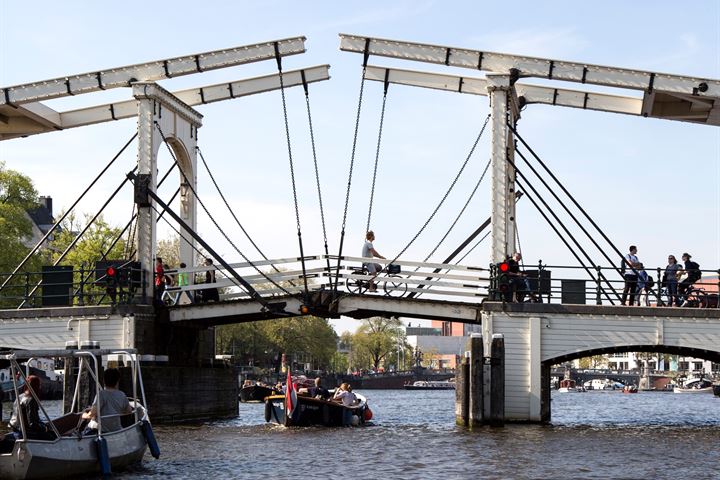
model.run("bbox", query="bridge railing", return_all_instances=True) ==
[491,262,720,308]
[162,254,492,304]
[0,263,146,308]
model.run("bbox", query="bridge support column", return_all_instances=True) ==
[455,354,469,426]
[489,334,505,426]
[133,83,203,298]
[487,74,520,263]
[469,334,484,428]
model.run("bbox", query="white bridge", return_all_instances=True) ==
[1,34,719,423]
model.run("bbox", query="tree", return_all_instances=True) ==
[51,213,127,268]
[352,316,405,371]
[0,162,40,271]
[216,316,338,372]
[156,236,180,268]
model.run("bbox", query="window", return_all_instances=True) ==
[678,361,689,371]
[712,363,720,372]
[693,362,704,371]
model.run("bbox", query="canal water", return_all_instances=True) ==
[3,390,719,479]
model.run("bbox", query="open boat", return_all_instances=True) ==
[403,380,455,390]
[557,379,585,392]
[264,392,372,427]
[239,383,279,403]
[0,348,159,480]
[673,376,714,393]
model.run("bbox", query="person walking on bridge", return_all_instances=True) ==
[621,245,640,306]
[677,253,701,306]
[154,257,165,306]
[362,231,386,293]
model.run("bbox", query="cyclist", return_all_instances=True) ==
[362,231,386,293]
[677,253,701,306]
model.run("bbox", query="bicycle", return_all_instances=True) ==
[677,286,718,308]
[345,265,408,297]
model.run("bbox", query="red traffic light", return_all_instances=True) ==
[498,262,509,272]
[106,266,117,277]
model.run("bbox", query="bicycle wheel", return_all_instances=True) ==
[383,275,408,297]
[685,288,705,308]
[346,276,367,295]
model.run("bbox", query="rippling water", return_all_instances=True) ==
[3,390,720,479]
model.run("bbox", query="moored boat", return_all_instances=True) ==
[264,392,371,427]
[713,384,720,397]
[0,348,159,480]
[557,379,585,392]
[622,385,638,394]
[404,380,455,390]
[673,377,714,393]
[239,383,279,403]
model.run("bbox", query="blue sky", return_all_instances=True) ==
[1,2,719,332]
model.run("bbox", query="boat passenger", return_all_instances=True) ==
[9,375,51,439]
[333,383,357,407]
[311,377,330,400]
[82,368,132,433]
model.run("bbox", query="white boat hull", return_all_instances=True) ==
[0,423,147,480]
[673,386,714,394]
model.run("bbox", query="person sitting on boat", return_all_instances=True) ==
[310,377,330,400]
[332,383,357,407]
[82,368,132,433]
[3,375,53,444]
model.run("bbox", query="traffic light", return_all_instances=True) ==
[105,265,118,303]
[496,261,511,301]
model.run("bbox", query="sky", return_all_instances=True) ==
[1,1,719,333]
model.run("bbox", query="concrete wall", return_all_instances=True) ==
[139,365,238,424]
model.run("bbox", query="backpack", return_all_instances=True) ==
[645,275,654,289]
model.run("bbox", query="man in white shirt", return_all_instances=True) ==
[621,245,640,306]
[361,231,385,292]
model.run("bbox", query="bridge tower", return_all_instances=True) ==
[134,82,202,287]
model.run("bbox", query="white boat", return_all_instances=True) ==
[0,348,160,479]
[557,379,585,392]
[403,380,455,390]
[673,376,714,393]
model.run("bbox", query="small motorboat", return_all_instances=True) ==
[557,379,584,392]
[673,377,714,393]
[264,392,372,427]
[239,383,279,403]
[0,348,159,479]
[403,380,455,390]
[622,385,638,394]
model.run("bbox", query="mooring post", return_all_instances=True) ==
[489,333,505,427]
[455,352,470,426]
[469,333,484,427]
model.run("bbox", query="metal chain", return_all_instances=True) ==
[154,122,295,297]
[333,67,369,290]
[274,56,309,298]
[419,157,491,265]
[390,113,491,263]
[303,83,333,290]
[366,91,389,233]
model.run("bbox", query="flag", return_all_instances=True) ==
[285,369,297,420]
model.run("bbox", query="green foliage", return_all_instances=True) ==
[51,212,127,267]
[0,162,40,271]
[350,316,406,371]
[216,316,338,371]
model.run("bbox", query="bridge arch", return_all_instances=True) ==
[545,344,720,366]
[133,82,203,282]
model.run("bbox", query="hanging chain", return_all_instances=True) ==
[366,89,389,233]
[390,113,491,263]
[274,43,309,299]
[302,71,333,290]
[334,53,370,291]
[154,122,295,298]
[419,157,491,265]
